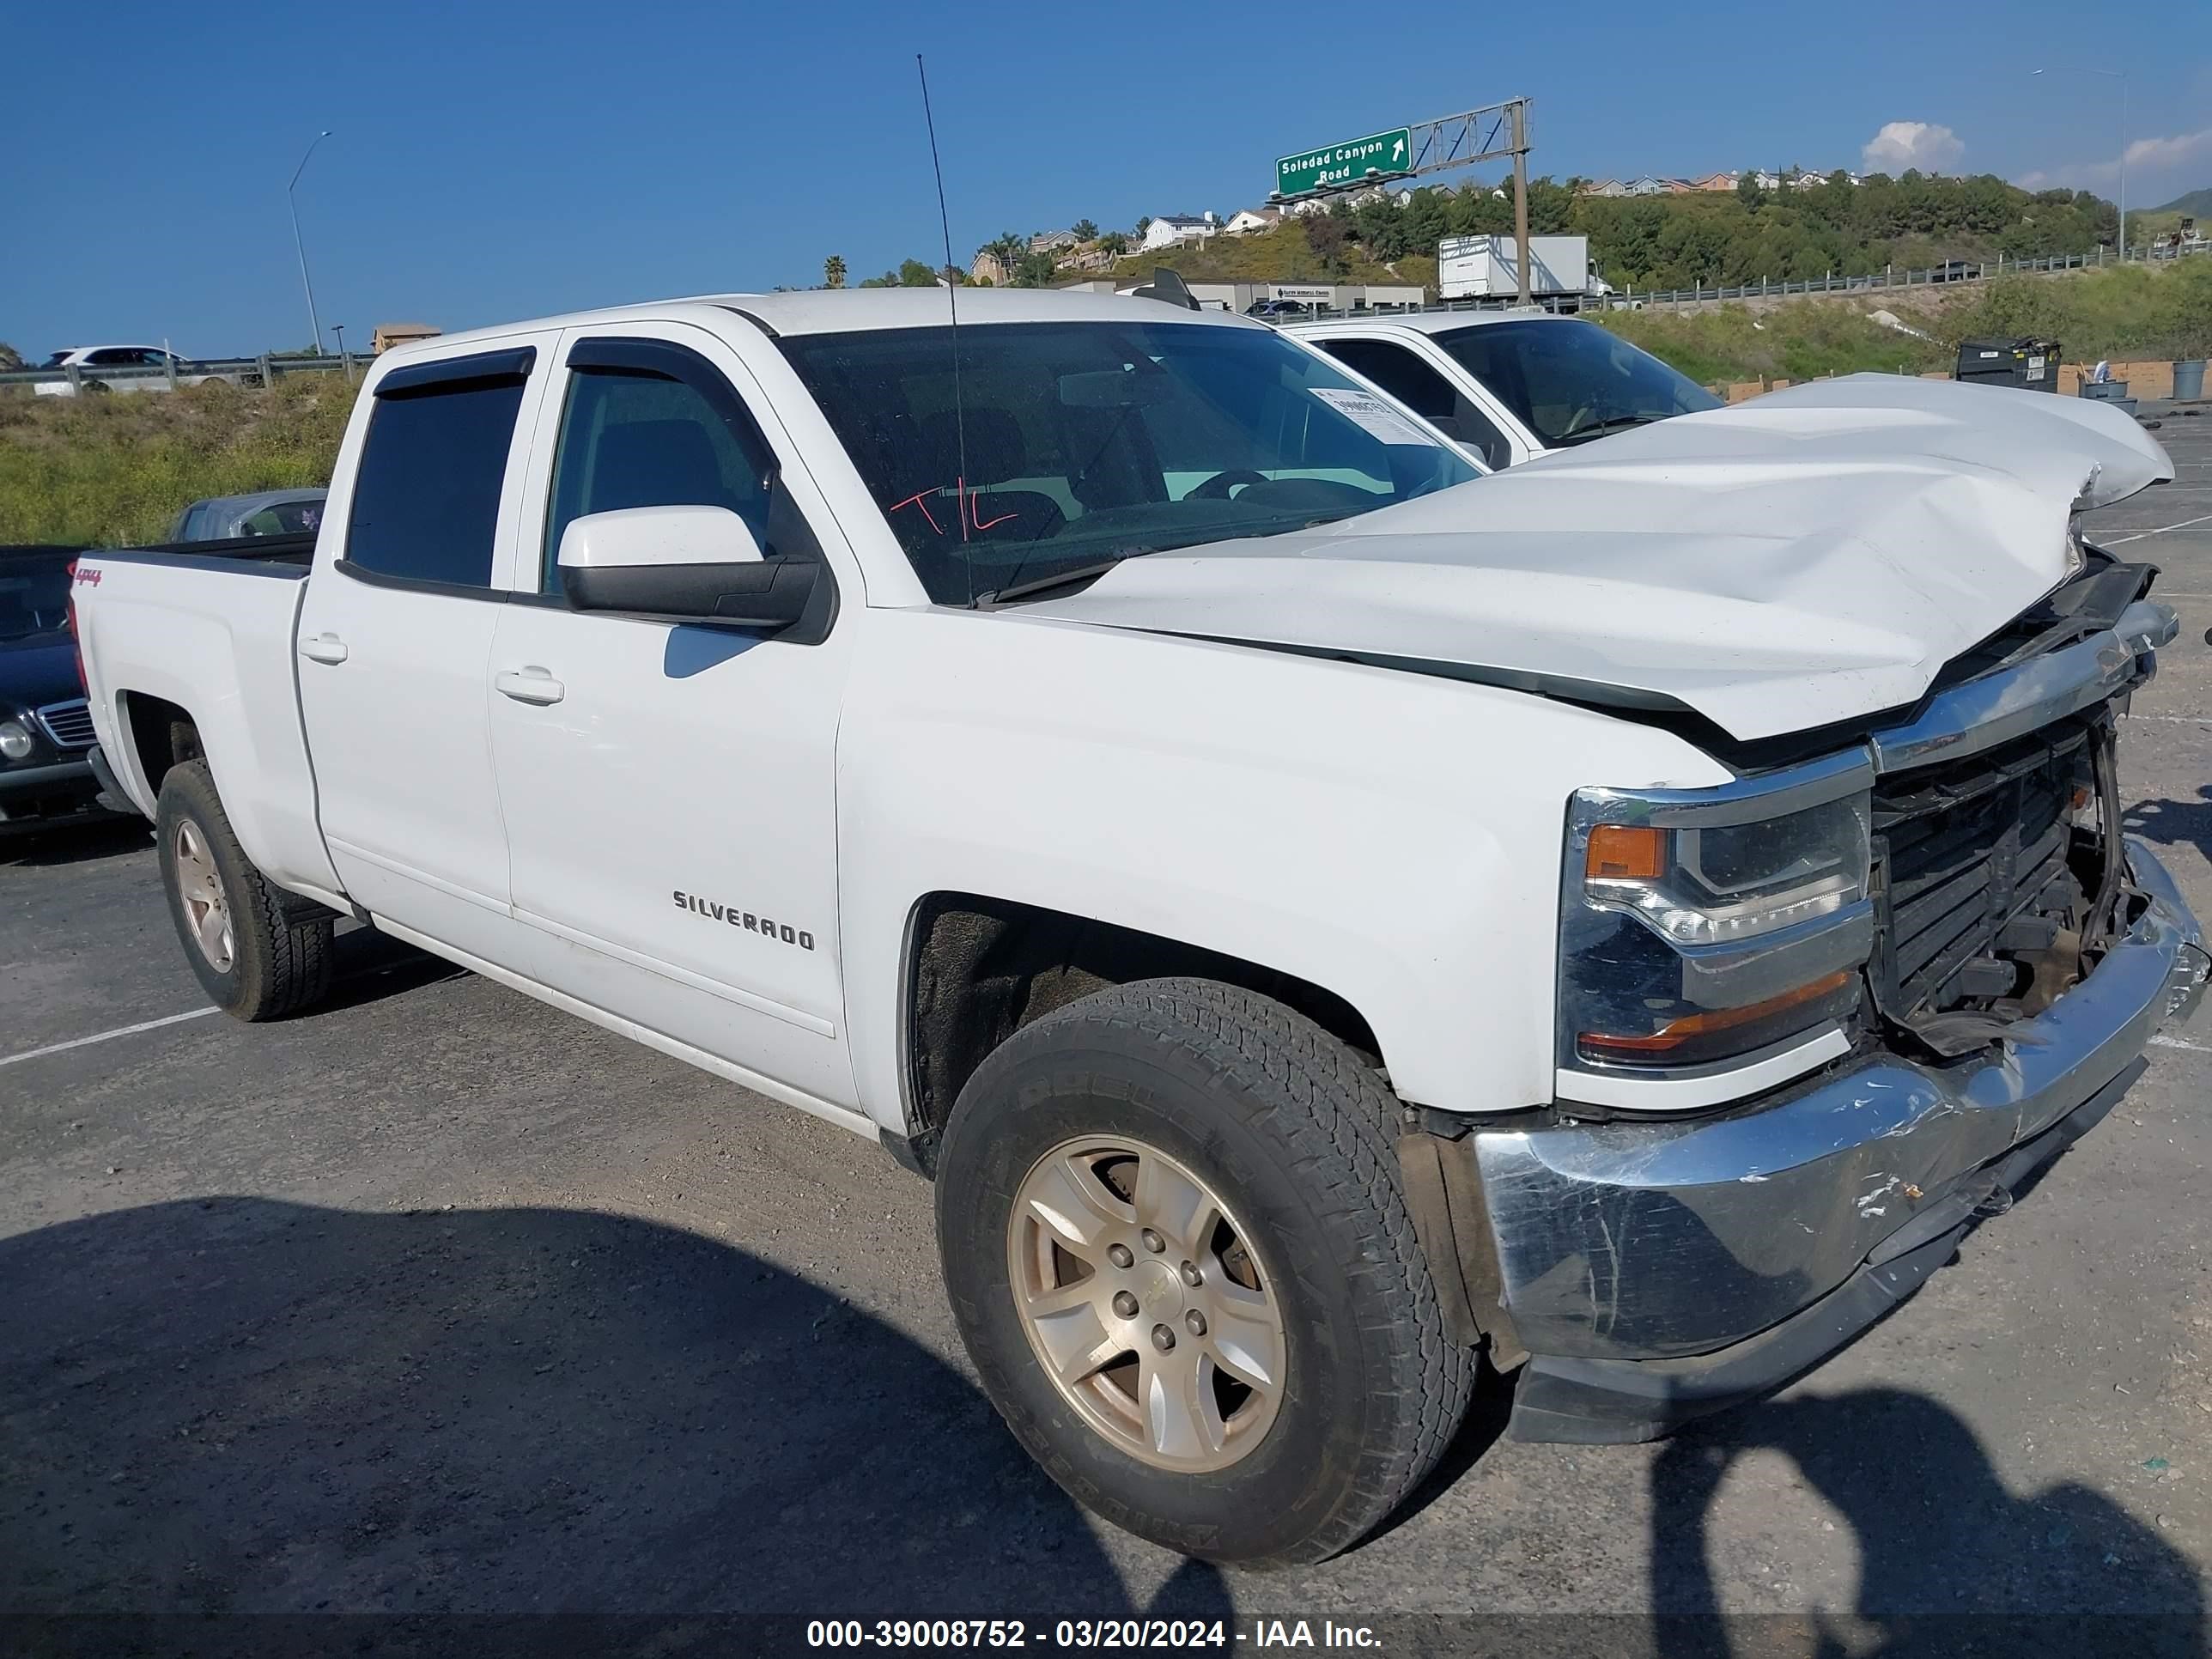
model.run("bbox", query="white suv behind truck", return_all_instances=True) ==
[69,289,2205,1564]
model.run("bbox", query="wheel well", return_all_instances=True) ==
[902,893,1382,1155]
[119,692,202,799]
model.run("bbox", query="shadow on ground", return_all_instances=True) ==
[1649,1388,2203,1657]
[0,817,149,868]
[0,1198,1232,1627]
[313,922,469,1016]
[2126,789,2212,863]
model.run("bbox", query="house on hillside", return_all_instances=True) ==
[1577,178,1628,198]
[1687,172,1736,192]
[1624,176,1674,196]
[1029,229,1078,254]
[969,250,1009,286]
[1054,246,1116,273]
[1141,212,1218,250]
[1224,207,1284,235]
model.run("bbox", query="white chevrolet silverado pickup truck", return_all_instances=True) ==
[70,289,2207,1565]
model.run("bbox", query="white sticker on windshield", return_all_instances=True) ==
[1309,386,1434,447]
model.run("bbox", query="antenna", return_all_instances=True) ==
[916,54,975,606]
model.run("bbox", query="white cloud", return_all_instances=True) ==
[2014,128,2212,200]
[1862,121,1966,174]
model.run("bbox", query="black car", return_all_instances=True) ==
[1929,259,1980,284]
[0,546,112,834]
[1243,298,1315,319]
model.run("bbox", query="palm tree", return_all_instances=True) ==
[823,255,848,289]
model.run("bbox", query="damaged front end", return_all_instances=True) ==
[1427,562,2208,1443]
[1863,563,2179,1057]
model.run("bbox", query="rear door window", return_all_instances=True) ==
[346,356,532,589]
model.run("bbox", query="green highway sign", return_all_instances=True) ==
[1276,128,1413,197]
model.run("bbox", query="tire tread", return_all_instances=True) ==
[156,759,333,1020]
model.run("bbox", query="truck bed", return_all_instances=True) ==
[96,530,318,574]
[72,535,343,902]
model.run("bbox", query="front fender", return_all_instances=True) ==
[834,607,1726,1131]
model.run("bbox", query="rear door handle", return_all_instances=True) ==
[299,633,349,665]
[495,666,566,706]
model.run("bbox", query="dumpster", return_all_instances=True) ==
[1955,337,2062,391]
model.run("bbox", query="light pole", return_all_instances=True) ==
[288,131,332,356]
[330,323,345,357]
[2034,69,2128,258]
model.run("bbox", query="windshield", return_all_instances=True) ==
[1431,319,1719,447]
[42,351,76,368]
[0,556,74,643]
[780,319,1478,603]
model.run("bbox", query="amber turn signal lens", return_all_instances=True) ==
[1577,969,1855,1056]
[1586,823,1666,882]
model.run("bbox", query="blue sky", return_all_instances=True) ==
[5,0,2208,356]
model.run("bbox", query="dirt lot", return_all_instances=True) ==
[4,407,2211,1656]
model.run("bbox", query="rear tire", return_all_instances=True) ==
[935,977,1474,1565]
[155,759,333,1019]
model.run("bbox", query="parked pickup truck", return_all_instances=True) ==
[71,289,2206,1565]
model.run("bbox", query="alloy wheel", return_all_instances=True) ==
[1006,1135,1288,1472]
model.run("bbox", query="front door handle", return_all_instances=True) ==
[495,666,566,706]
[299,632,349,665]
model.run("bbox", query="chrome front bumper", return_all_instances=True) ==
[1480,839,2203,1403]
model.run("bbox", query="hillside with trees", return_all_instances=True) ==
[1134,170,2124,293]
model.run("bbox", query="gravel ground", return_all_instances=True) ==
[3,404,2209,1657]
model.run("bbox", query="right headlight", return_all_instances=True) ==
[0,719,34,762]
[1560,754,1875,1079]
[1582,793,1870,945]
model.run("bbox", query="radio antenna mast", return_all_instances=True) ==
[916,54,975,606]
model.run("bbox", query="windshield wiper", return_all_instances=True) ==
[976,558,1135,608]
[976,513,1369,608]
[1553,414,1661,447]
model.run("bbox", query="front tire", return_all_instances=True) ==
[935,978,1474,1565]
[155,759,334,1019]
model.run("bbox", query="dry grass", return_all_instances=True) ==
[0,376,360,546]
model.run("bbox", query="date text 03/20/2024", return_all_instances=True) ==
[803,1619,1381,1649]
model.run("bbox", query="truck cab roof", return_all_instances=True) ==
[382,288,1265,362]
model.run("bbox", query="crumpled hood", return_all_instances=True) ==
[1028,374,2172,742]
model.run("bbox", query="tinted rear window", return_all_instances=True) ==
[346,380,526,587]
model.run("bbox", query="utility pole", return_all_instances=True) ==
[289,131,332,356]
[1510,99,1532,306]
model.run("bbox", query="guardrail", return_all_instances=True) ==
[0,352,364,395]
[1301,240,2206,320]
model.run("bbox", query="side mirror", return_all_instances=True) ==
[557,505,823,630]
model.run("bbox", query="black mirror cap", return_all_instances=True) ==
[562,555,836,643]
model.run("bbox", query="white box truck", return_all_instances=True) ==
[1437,234,1591,301]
